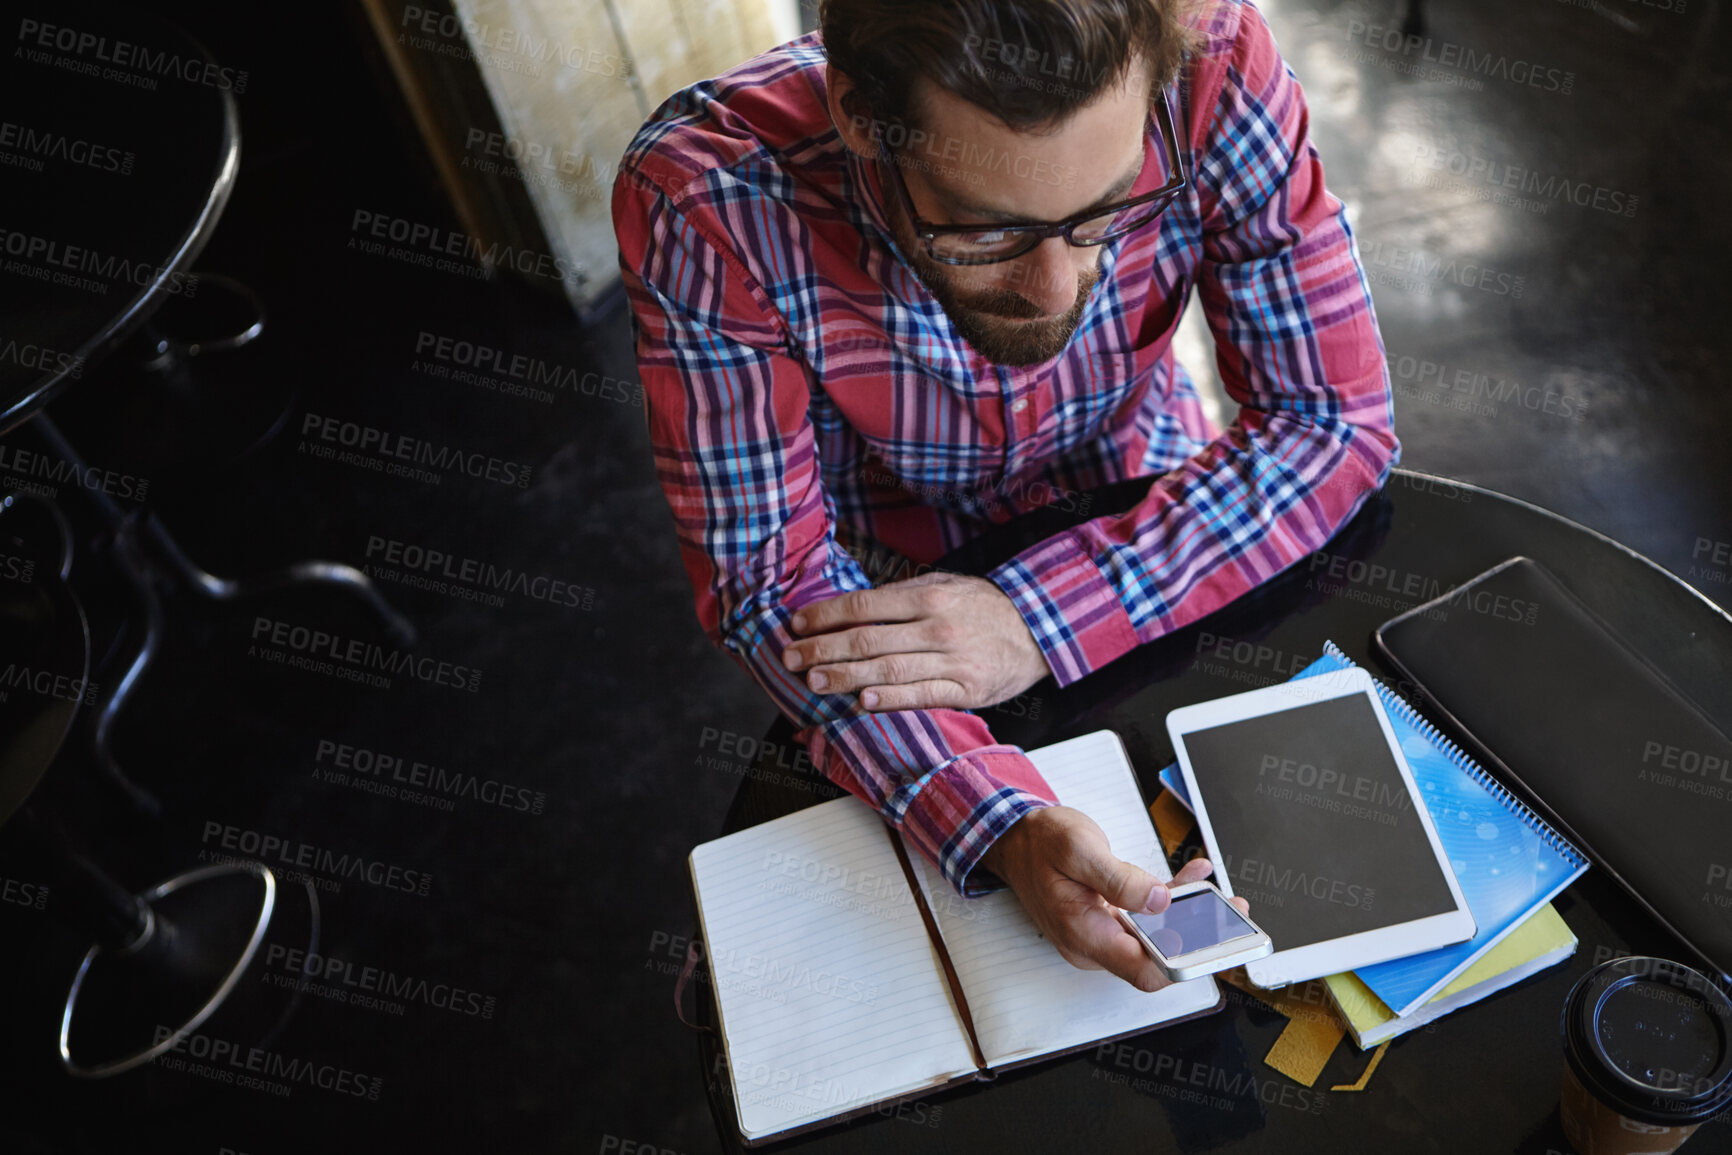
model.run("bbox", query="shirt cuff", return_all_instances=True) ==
[892,749,1056,897]
[988,530,1142,688]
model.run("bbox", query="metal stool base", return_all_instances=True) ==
[59,861,275,1078]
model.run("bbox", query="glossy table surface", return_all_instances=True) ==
[699,468,1732,1155]
[0,0,237,434]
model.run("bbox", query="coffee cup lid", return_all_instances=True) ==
[1563,956,1732,1126]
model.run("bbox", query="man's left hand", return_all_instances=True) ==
[782,573,1051,711]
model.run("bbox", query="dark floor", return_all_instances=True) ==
[0,0,1728,1152]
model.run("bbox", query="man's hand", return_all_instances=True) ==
[782,572,1051,711]
[978,806,1252,992]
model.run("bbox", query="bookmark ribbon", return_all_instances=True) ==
[887,829,994,1079]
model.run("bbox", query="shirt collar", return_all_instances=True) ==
[843,143,904,258]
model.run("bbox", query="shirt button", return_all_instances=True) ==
[1009,399,1028,413]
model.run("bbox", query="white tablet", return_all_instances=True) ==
[1167,665,1475,989]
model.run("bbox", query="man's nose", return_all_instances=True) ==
[1009,236,1087,317]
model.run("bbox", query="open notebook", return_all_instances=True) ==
[688,731,1224,1146]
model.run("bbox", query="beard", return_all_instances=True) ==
[884,185,1101,368]
[905,245,1100,368]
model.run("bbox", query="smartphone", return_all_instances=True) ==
[1116,881,1273,982]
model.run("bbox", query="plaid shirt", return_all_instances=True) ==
[612,0,1399,896]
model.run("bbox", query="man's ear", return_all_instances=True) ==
[826,64,878,159]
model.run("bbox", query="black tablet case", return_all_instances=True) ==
[1372,556,1732,980]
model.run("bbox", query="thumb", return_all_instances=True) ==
[1071,845,1168,915]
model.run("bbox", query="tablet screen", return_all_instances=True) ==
[1180,691,1457,952]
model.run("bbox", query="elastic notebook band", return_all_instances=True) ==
[1321,640,1588,867]
[674,937,718,1038]
[886,830,992,1077]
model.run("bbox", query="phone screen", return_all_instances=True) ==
[1125,889,1260,959]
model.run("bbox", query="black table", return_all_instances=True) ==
[696,468,1732,1155]
[0,0,238,434]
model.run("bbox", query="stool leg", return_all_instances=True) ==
[14,810,294,1078]
[16,805,152,953]
[23,412,417,648]
[59,861,277,1079]
[140,509,417,647]
[86,515,166,817]
[12,415,418,808]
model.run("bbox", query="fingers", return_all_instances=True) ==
[798,651,955,696]
[1068,841,1169,916]
[859,680,971,712]
[1168,858,1251,917]
[1170,856,1218,886]
[782,622,926,673]
[1071,908,1169,993]
[788,586,926,636]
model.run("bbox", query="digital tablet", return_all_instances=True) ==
[1167,665,1476,989]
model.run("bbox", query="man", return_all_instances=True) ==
[612,0,1397,993]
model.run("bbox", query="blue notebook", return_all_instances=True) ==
[1158,640,1589,1017]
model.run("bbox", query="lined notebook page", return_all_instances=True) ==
[908,731,1222,1067]
[689,797,977,1141]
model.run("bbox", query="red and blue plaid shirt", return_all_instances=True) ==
[612,0,1399,896]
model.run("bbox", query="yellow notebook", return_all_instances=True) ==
[1323,903,1577,1049]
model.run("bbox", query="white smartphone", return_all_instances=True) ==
[1117,881,1273,982]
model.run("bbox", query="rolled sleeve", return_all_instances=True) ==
[613,164,1056,895]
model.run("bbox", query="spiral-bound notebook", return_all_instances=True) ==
[1159,641,1589,1017]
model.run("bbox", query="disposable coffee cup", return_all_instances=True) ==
[1559,955,1732,1155]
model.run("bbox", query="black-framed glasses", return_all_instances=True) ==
[876,88,1188,266]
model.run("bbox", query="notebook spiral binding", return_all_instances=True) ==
[1321,640,1589,867]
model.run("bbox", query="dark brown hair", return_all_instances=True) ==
[820,0,1195,138]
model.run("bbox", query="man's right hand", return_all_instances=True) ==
[977,806,1250,993]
